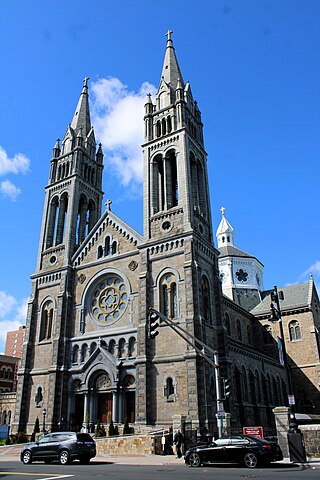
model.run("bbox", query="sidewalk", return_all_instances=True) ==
[0,444,319,467]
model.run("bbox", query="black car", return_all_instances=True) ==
[20,431,96,465]
[185,435,283,468]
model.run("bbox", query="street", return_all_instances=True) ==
[0,461,319,480]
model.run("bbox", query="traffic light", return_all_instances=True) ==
[223,378,231,398]
[149,311,160,339]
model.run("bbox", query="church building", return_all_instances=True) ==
[13,34,293,438]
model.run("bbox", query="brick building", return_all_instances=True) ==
[5,326,25,358]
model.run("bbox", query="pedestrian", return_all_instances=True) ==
[173,429,184,458]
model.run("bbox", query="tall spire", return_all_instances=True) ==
[71,76,91,136]
[216,207,235,248]
[160,30,184,89]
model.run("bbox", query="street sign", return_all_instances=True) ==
[217,401,224,412]
[243,426,264,438]
[288,395,295,405]
[216,412,225,419]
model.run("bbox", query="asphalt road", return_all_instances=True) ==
[0,461,319,480]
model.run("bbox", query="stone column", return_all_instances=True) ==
[273,406,290,459]
[112,391,118,423]
[82,392,88,430]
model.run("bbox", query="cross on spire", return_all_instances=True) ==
[166,29,173,41]
[220,206,225,217]
[106,199,112,211]
[83,76,89,87]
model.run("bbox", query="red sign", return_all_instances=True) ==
[243,426,264,438]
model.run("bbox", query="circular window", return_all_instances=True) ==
[162,221,171,231]
[50,255,57,264]
[90,275,128,325]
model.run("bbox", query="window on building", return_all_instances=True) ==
[39,300,54,342]
[224,313,231,335]
[263,325,273,344]
[236,319,242,341]
[200,276,211,324]
[164,377,175,400]
[289,320,302,341]
[160,273,178,318]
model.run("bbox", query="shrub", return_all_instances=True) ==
[123,416,131,435]
[108,419,116,437]
[95,420,106,437]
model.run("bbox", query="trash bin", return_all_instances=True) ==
[287,432,306,463]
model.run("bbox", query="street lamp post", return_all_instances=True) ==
[42,408,47,433]
[269,286,298,430]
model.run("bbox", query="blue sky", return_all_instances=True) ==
[0,0,319,353]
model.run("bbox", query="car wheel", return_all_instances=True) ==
[59,450,70,465]
[188,452,202,467]
[79,456,91,464]
[21,450,32,464]
[244,452,258,468]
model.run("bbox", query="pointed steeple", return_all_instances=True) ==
[71,76,91,137]
[160,30,184,90]
[216,207,235,248]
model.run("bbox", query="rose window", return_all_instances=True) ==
[90,276,128,324]
[235,269,248,282]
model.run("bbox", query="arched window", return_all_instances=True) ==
[289,320,302,341]
[224,313,231,335]
[164,377,175,399]
[128,337,136,357]
[80,344,88,363]
[247,325,252,345]
[167,116,172,133]
[200,276,211,324]
[104,236,110,256]
[72,345,79,364]
[236,319,242,342]
[118,338,126,358]
[161,118,166,135]
[39,300,54,342]
[108,339,116,356]
[97,245,103,259]
[111,241,117,255]
[90,342,97,355]
[263,325,273,344]
[160,273,178,318]
[241,366,248,402]
[156,120,161,137]
[249,370,256,404]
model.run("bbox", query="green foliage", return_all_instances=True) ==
[9,433,28,444]
[94,420,106,437]
[108,419,116,437]
[123,416,131,435]
[34,417,40,433]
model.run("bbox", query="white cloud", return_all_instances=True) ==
[303,261,320,278]
[0,291,16,318]
[0,179,22,201]
[0,295,27,353]
[91,78,156,186]
[0,145,30,176]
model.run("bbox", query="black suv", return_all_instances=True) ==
[20,431,96,465]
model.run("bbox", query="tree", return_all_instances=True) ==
[108,419,116,436]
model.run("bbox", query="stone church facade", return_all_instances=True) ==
[13,34,290,437]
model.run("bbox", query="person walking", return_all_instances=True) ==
[173,429,184,458]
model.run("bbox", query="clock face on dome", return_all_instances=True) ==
[235,268,248,283]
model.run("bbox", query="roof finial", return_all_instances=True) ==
[106,199,112,211]
[166,29,173,41]
[83,76,89,87]
[220,206,226,217]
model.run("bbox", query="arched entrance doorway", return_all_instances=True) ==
[122,374,136,423]
[95,373,113,423]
